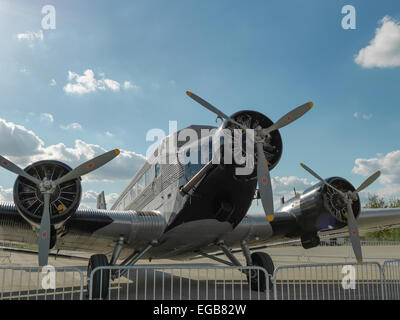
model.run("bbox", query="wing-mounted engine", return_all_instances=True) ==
[289,163,381,262]
[322,177,360,226]
[294,177,361,233]
[13,160,82,229]
[0,149,120,266]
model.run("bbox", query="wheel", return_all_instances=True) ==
[87,254,109,299]
[247,252,274,291]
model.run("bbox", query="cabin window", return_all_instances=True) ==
[155,163,161,178]
[137,175,145,194]
[130,185,137,201]
[144,169,151,186]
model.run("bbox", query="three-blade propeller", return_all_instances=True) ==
[300,163,381,262]
[186,91,313,222]
[0,149,120,266]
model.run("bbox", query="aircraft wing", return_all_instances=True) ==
[0,201,167,258]
[204,207,400,257]
[248,207,400,251]
[353,207,400,231]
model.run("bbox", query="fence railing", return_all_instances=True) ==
[382,259,400,299]
[318,239,400,247]
[1,260,400,300]
[88,265,270,300]
[0,266,84,300]
[272,262,383,300]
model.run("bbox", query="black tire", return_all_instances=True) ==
[87,254,109,299]
[247,252,274,291]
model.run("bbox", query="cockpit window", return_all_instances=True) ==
[184,148,205,181]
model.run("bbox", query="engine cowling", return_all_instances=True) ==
[223,110,283,177]
[279,176,361,235]
[13,160,82,229]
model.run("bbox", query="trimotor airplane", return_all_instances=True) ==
[0,91,399,299]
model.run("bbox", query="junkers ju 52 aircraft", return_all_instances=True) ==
[0,91,399,298]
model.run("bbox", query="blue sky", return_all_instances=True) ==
[0,0,399,209]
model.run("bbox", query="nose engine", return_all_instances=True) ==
[223,110,283,176]
[13,160,82,229]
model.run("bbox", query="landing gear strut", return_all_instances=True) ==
[87,240,158,299]
[199,240,275,292]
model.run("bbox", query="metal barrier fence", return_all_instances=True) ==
[1,260,400,300]
[382,260,400,299]
[0,266,85,300]
[88,265,270,300]
[318,239,400,247]
[272,262,384,300]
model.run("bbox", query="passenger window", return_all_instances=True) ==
[137,175,145,194]
[145,169,151,186]
[155,163,161,178]
[130,185,136,201]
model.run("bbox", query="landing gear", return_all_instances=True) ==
[199,240,275,292]
[247,252,274,291]
[87,254,109,299]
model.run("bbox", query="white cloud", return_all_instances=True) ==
[0,117,145,182]
[105,193,119,204]
[0,186,13,202]
[40,113,54,123]
[81,190,119,208]
[77,203,93,210]
[105,131,113,137]
[353,112,373,120]
[0,118,44,157]
[353,150,400,185]
[353,150,400,200]
[63,69,122,95]
[123,81,139,90]
[271,176,315,201]
[103,79,120,92]
[50,79,57,86]
[355,16,400,68]
[250,175,316,212]
[60,122,82,130]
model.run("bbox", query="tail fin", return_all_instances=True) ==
[97,191,107,210]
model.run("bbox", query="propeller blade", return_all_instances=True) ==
[300,163,346,197]
[55,149,120,185]
[186,91,247,129]
[356,170,381,193]
[346,201,363,262]
[256,142,274,222]
[263,102,313,135]
[38,193,51,266]
[0,155,42,185]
